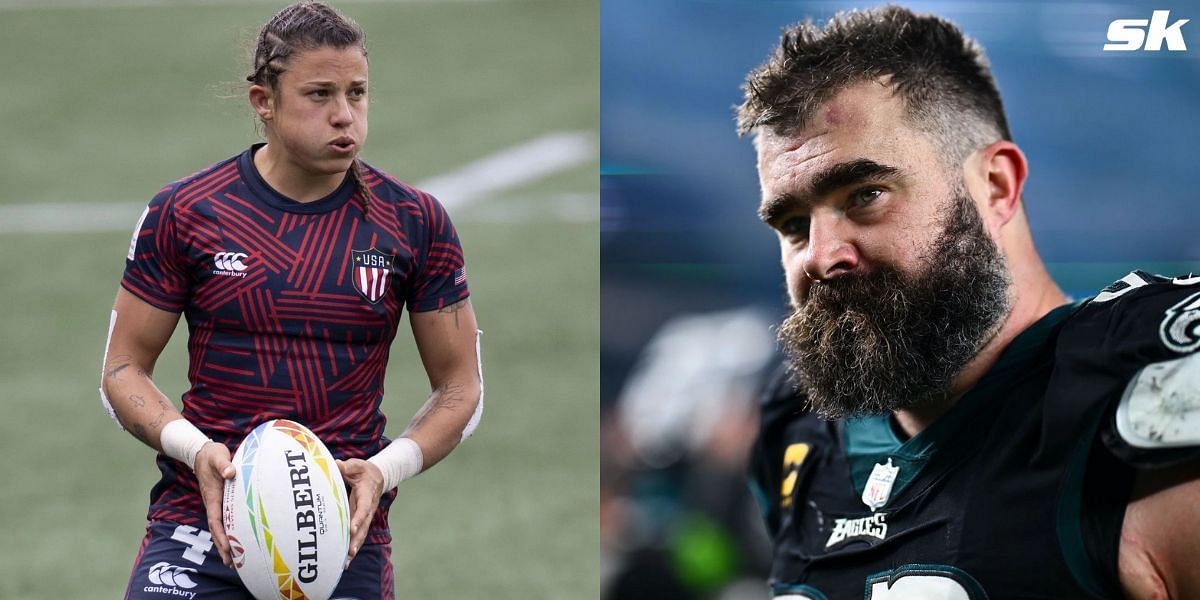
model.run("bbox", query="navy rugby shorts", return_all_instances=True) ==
[125,520,394,599]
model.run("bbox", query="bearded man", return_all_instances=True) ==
[740,6,1200,599]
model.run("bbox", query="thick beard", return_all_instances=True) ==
[777,191,1012,420]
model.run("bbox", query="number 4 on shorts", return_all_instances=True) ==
[171,524,214,565]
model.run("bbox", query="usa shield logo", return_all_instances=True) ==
[351,248,395,304]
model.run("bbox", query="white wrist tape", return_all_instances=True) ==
[368,437,423,491]
[160,418,212,471]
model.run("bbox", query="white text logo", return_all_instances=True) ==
[1104,10,1189,51]
[825,513,888,548]
[212,252,249,278]
[144,562,199,598]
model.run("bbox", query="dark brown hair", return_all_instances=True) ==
[247,1,376,219]
[737,5,1011,168]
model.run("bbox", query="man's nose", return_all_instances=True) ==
[801,210,859,281]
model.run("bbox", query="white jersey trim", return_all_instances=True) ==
[460,329,484,441]
[100,309,123,429]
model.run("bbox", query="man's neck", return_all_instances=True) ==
[893,275,1068,439]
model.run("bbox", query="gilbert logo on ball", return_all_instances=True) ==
[222,419,350,600]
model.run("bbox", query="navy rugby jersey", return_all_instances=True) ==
[122,144,469,544]
[750,272,1200,598]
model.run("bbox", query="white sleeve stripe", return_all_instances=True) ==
[128,206,148,261]
[100,309,123,429]
[460,328,484,441]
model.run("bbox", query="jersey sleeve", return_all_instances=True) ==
[748,365,801,537]
[120,185,190,312]
[748,432,782,537]
[1074,272,1200,468]
[406,192,470,313]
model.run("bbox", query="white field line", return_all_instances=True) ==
[416,131,595,209]
[0,0,495,11]
[462,192,599,224]
[0,202,144,234]
[0,131,596,234]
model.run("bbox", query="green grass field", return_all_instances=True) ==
[0,1,598,597]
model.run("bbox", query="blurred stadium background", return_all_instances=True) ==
[601,1,1200,598]
[0,0,597,597]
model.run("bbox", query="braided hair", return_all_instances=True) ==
[246,1,377,220]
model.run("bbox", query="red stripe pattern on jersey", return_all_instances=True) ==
[121,146,469,544]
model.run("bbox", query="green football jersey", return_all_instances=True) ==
[750,272,1200,598]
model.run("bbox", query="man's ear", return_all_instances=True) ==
[972,140,1028,234]
[248,84,274,122]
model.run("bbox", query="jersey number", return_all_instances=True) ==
[777,564,987,600]
[780,443,810,508]
[171,524,214,565]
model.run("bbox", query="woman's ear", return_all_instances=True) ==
[248,84,274,122]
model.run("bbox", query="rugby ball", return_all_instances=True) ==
[222,419,350,600]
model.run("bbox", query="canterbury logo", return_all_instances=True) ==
[148,562,198,589]
[213,252,249,272]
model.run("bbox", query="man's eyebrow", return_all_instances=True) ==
[757,159,903,224]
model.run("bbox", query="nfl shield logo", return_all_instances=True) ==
[351,248,395,304]
[862,458,899,512]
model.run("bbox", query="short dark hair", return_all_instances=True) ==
[737,5,1011,167]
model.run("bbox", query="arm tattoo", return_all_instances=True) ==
[149,411,165,430]
[127,398,171,446]
[106,363,131,378]
[131,424,149,445]
[408,383,467,431]
[103,356,152,381]
[436,299,471,329]
[147,398,170,431]
[105,354,134,379]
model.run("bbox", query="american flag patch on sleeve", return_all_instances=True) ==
[454,267,467,286]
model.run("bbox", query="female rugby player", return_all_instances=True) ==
[100,3,482,597]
